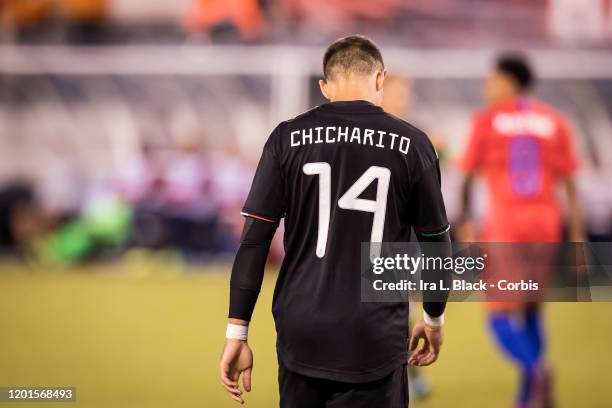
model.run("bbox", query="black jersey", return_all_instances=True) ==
[242,100,448,383]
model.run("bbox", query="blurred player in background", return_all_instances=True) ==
[458,53,585,408]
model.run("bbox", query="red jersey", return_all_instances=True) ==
[461,97,578,242]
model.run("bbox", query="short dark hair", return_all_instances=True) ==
[496,53,535,91]
[323,35,384,80]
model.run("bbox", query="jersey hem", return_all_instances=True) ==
[277,349,408,383]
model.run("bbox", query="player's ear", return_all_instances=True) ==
[319,79,331,101]
[376,69,386,92]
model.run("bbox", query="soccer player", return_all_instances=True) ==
[458,53,584,408]
[220,35,451,407]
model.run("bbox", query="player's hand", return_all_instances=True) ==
[220,339,253,404]
[408,319,443,366]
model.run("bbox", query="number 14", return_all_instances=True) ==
[303,162,391,258]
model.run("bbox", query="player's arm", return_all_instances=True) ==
[457,172,478,241]
[557,118,584,242]
[564,177,585,242]
[457,115,484,241]
[220,217,278,404]
[409,228,452,367]
[220,125,285,404]
[229,217,277,322]
[408,156,452,366]
[418,230,452,320]
[459,171,474,222]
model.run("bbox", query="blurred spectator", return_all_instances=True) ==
[210,139,254,253]
[113,140,166,250]
[185,0,264,42]
[0,0,107,43]
[38,141,85,221]
[161,132,219,256]
[58,0,106,21]
[115,141,160,206]
[58,0,108,44]
[0,181,45,254]
[548,0,608,42]
[0,0,53,29]
[0,0,54,41]
[280,0,403,36]
[162,133,215,217]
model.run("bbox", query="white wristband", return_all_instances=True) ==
[226,323,248,341]
[423,311,444,327]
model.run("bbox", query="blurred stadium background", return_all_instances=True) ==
[1,0,612,407]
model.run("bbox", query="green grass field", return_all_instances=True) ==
[0,261,610,408]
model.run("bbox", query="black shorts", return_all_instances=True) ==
[278,362,408,408]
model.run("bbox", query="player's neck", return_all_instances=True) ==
[329,93,379,105]
[492,93,527,107]
[327,79,380,106]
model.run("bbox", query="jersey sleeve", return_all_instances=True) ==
[409,155,450,237]
[554,117,579,177]
[459,114,486,172]
[241,127,285,223]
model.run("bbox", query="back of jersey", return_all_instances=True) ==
[460,98,579,242]
[242,100,448,382]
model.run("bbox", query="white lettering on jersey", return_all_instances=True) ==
[492,112,556,138]
[304,163,391,259]
[290,127,411,156]
[291,130,300,147]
